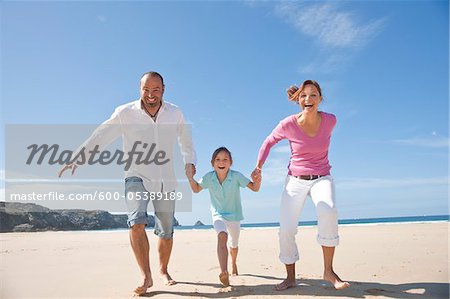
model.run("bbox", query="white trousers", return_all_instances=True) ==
[213,218,241,248]
[279,175,339,264]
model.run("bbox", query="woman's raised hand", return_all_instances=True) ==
[287,85,299,101]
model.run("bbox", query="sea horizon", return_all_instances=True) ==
[4,214,446,234]
[174,214,449,231]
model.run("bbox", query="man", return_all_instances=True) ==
[59,71,196,295]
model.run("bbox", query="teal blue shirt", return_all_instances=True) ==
[199,170,251,221]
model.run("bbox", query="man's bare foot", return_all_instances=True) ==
[160,273,176,286]
[231,264,238,276]
[133,277,153,296]
[219,271,230,287]
[324,270,350,290]
[275,278,296,291]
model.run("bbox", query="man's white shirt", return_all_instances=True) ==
[76,100,196,192]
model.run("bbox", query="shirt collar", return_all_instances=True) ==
[136,99,166,114]
[213,169,232,183]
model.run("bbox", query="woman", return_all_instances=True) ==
[253,80,349,291]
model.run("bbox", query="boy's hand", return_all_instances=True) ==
[251,168,262,183]
[185,163,196,180]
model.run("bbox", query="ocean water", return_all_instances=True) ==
[174,215,449,231]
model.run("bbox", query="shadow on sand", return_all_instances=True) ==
[140,273,449,298]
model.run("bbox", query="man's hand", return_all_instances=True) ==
[185,163,196,180]
[58,163,78,177]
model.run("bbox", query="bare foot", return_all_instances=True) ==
[219,271,230,287]
[231,264,238,276]
[133,277,153,296]
[160,273,176,286]
[324,270,350,290]
[275,278,296,291]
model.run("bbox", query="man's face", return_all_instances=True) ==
[140,75,164,109]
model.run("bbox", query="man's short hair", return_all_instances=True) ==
[141,71,164,85]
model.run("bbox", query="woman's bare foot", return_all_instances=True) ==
[231,263,238,276]
[219,271,230,286]
[275,278,296,291]
[133,277,153,296]
[160,272,176,286]
[324,270,350,289]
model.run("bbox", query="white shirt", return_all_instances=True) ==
[76,100,196,192]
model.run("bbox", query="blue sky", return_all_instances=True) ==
[1,1,448,225]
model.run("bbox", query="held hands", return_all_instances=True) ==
[185,163,196,180]
[287,85,299,102]
[251,167,262,184]
[58,163,78,178]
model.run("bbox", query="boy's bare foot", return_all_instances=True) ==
[231,264,238,276]
[160,273,176,285]
[219,271,230,286]
[275,278,296,291]
[324,270,350,290]
[133,277,153,296]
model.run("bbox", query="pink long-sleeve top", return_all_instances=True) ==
[257,112,336,176]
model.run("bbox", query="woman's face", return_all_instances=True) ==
[299,84,322,113]
[212,151,232,174]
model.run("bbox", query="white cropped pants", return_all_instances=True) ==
[279,175,339,264]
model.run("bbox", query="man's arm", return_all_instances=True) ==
[176,111,197,166]
[58,108,122,177]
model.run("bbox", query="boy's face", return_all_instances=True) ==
[212,151,232,174]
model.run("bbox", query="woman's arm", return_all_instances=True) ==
[254,120,286,176]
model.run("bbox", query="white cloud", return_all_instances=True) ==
[298,53,350,74]
[336,176,449,190]
[273,145,291,154]
[391,135,449,148]
[260,156,290,186]
[274,2,386,49]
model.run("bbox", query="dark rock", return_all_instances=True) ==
[194,220,205,226]
[0,202,179,232]
[0,202,50,213]
[12,224,37,232]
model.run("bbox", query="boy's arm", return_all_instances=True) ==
[247,181,260,192]
[188,177,203,193]
[185,166,203,193]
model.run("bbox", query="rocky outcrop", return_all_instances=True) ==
[194,220,205,226]
[0,202,179,232]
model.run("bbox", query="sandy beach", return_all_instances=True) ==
[1,222,448,299]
